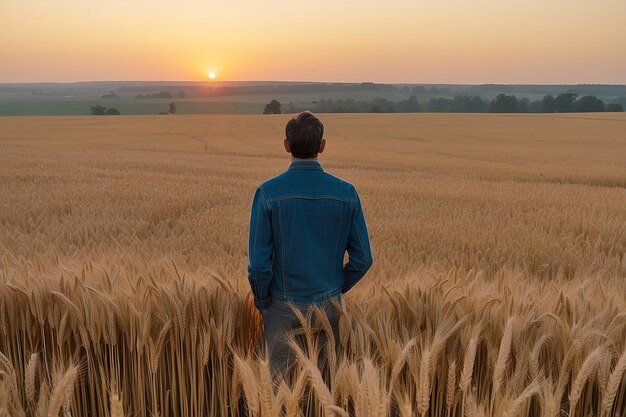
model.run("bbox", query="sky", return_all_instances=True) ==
[2,0,626,84]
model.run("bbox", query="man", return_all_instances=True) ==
[247,111,373,379]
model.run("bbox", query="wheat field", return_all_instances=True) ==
[0,113,625,417]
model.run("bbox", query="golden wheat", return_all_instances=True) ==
[0,114,624,416]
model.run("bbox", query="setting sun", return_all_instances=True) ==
[208,72,216,80]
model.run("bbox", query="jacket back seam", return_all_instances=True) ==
[266,195,355,204]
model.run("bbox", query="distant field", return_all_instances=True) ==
[2,81,624,115]
[2,113,625,279]
[0,98,262,115]
[0,90,412,115]
[1,114,625,416]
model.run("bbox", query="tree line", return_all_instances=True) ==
[265,93,624,114]
[89,105,120,115]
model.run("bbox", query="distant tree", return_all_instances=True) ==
[528,99,543,113]
[328,98,357,113]
[447,95,487,112]
[407,96,422,112]
[555,93,577,112]
[573,95,605,112]
[516,98,530,112]
[606,103,624,112]
[263,99,282,114]
[411,86,426,94]
[448,96,464,112]
[169,102,177,114]
[106,107,120,115]
[427,95,486,113]
[90,105,107,115]
[372,98,395,113]
[428,97,450,112]
[284,102,297,113]
[396,95,422,112]
[369,105,381,113]
[541,95,557,112]
[489,94,519,113]
[467,96,487,112]
[313,99,332,113]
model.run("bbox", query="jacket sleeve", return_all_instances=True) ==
[342,188,373,293]
[247,186,273,310]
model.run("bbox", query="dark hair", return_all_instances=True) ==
[285,111,324,159]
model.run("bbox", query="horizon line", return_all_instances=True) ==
[2,79,626,86]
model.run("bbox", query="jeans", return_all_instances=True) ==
[262,296,342,381]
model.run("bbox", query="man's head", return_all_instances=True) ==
[284,111,325,159]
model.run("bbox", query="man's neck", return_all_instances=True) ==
[291,156,319,162]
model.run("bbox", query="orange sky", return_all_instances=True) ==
[2,0,626,83]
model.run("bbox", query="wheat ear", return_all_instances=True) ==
[493,317,515,396]
[47,364,77,417]
[417,348,432,416]
[447,360,457,412]
[233,355,259,417]
[502,380,541,417]
[602,346,626,412]
[460,336,478,394]
[25,353,38,403]
[569,346,604,416]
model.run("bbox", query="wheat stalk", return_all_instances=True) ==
[110,392,125,417]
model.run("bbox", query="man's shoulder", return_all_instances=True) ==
[258,171,289,189]
[258,169,357,201]
[320,171,357,191]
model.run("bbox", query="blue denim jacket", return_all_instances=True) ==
[247,160,373,310]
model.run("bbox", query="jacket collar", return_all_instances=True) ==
[288,160,324,171]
